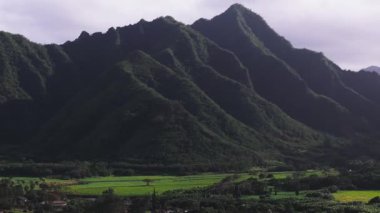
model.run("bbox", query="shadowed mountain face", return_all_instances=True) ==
[192,4,380,136]
[0,4,379,167]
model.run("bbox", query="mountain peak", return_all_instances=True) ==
[361,66,380,75]
[78,31,90,40]
[227,3,251,12]
[363,66,380,72]
[153,16,178,25]
[192,4,254,26]
[223,3,246,18]
[224,3,260,17]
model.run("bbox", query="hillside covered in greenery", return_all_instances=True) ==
[0,4,379,169]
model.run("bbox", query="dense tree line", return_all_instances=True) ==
[0,161,254,178]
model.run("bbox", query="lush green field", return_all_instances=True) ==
[65,173,236,196]
[1,169,336,197]
[334,190,380,203]
[63,170,332,196]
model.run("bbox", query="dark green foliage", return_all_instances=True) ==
[305,190,333,200]
[0,177,61,211]
[0,178,25,209]
[89,189,125,213]
[0,162,113,178]
[368,196,380,205]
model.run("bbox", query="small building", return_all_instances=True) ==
[48,200,68,212]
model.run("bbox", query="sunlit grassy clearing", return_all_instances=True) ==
[65,173,233,196]
[334,190,380,203]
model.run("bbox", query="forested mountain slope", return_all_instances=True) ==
[0,4,379,167]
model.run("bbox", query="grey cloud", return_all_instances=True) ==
[0,0,378,69]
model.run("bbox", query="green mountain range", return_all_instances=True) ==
[0,4,379,168]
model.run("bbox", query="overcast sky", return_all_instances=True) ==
[0,0,378,70]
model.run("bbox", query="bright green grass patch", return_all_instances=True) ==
[65,173,237,196]
[334,190,380,203]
